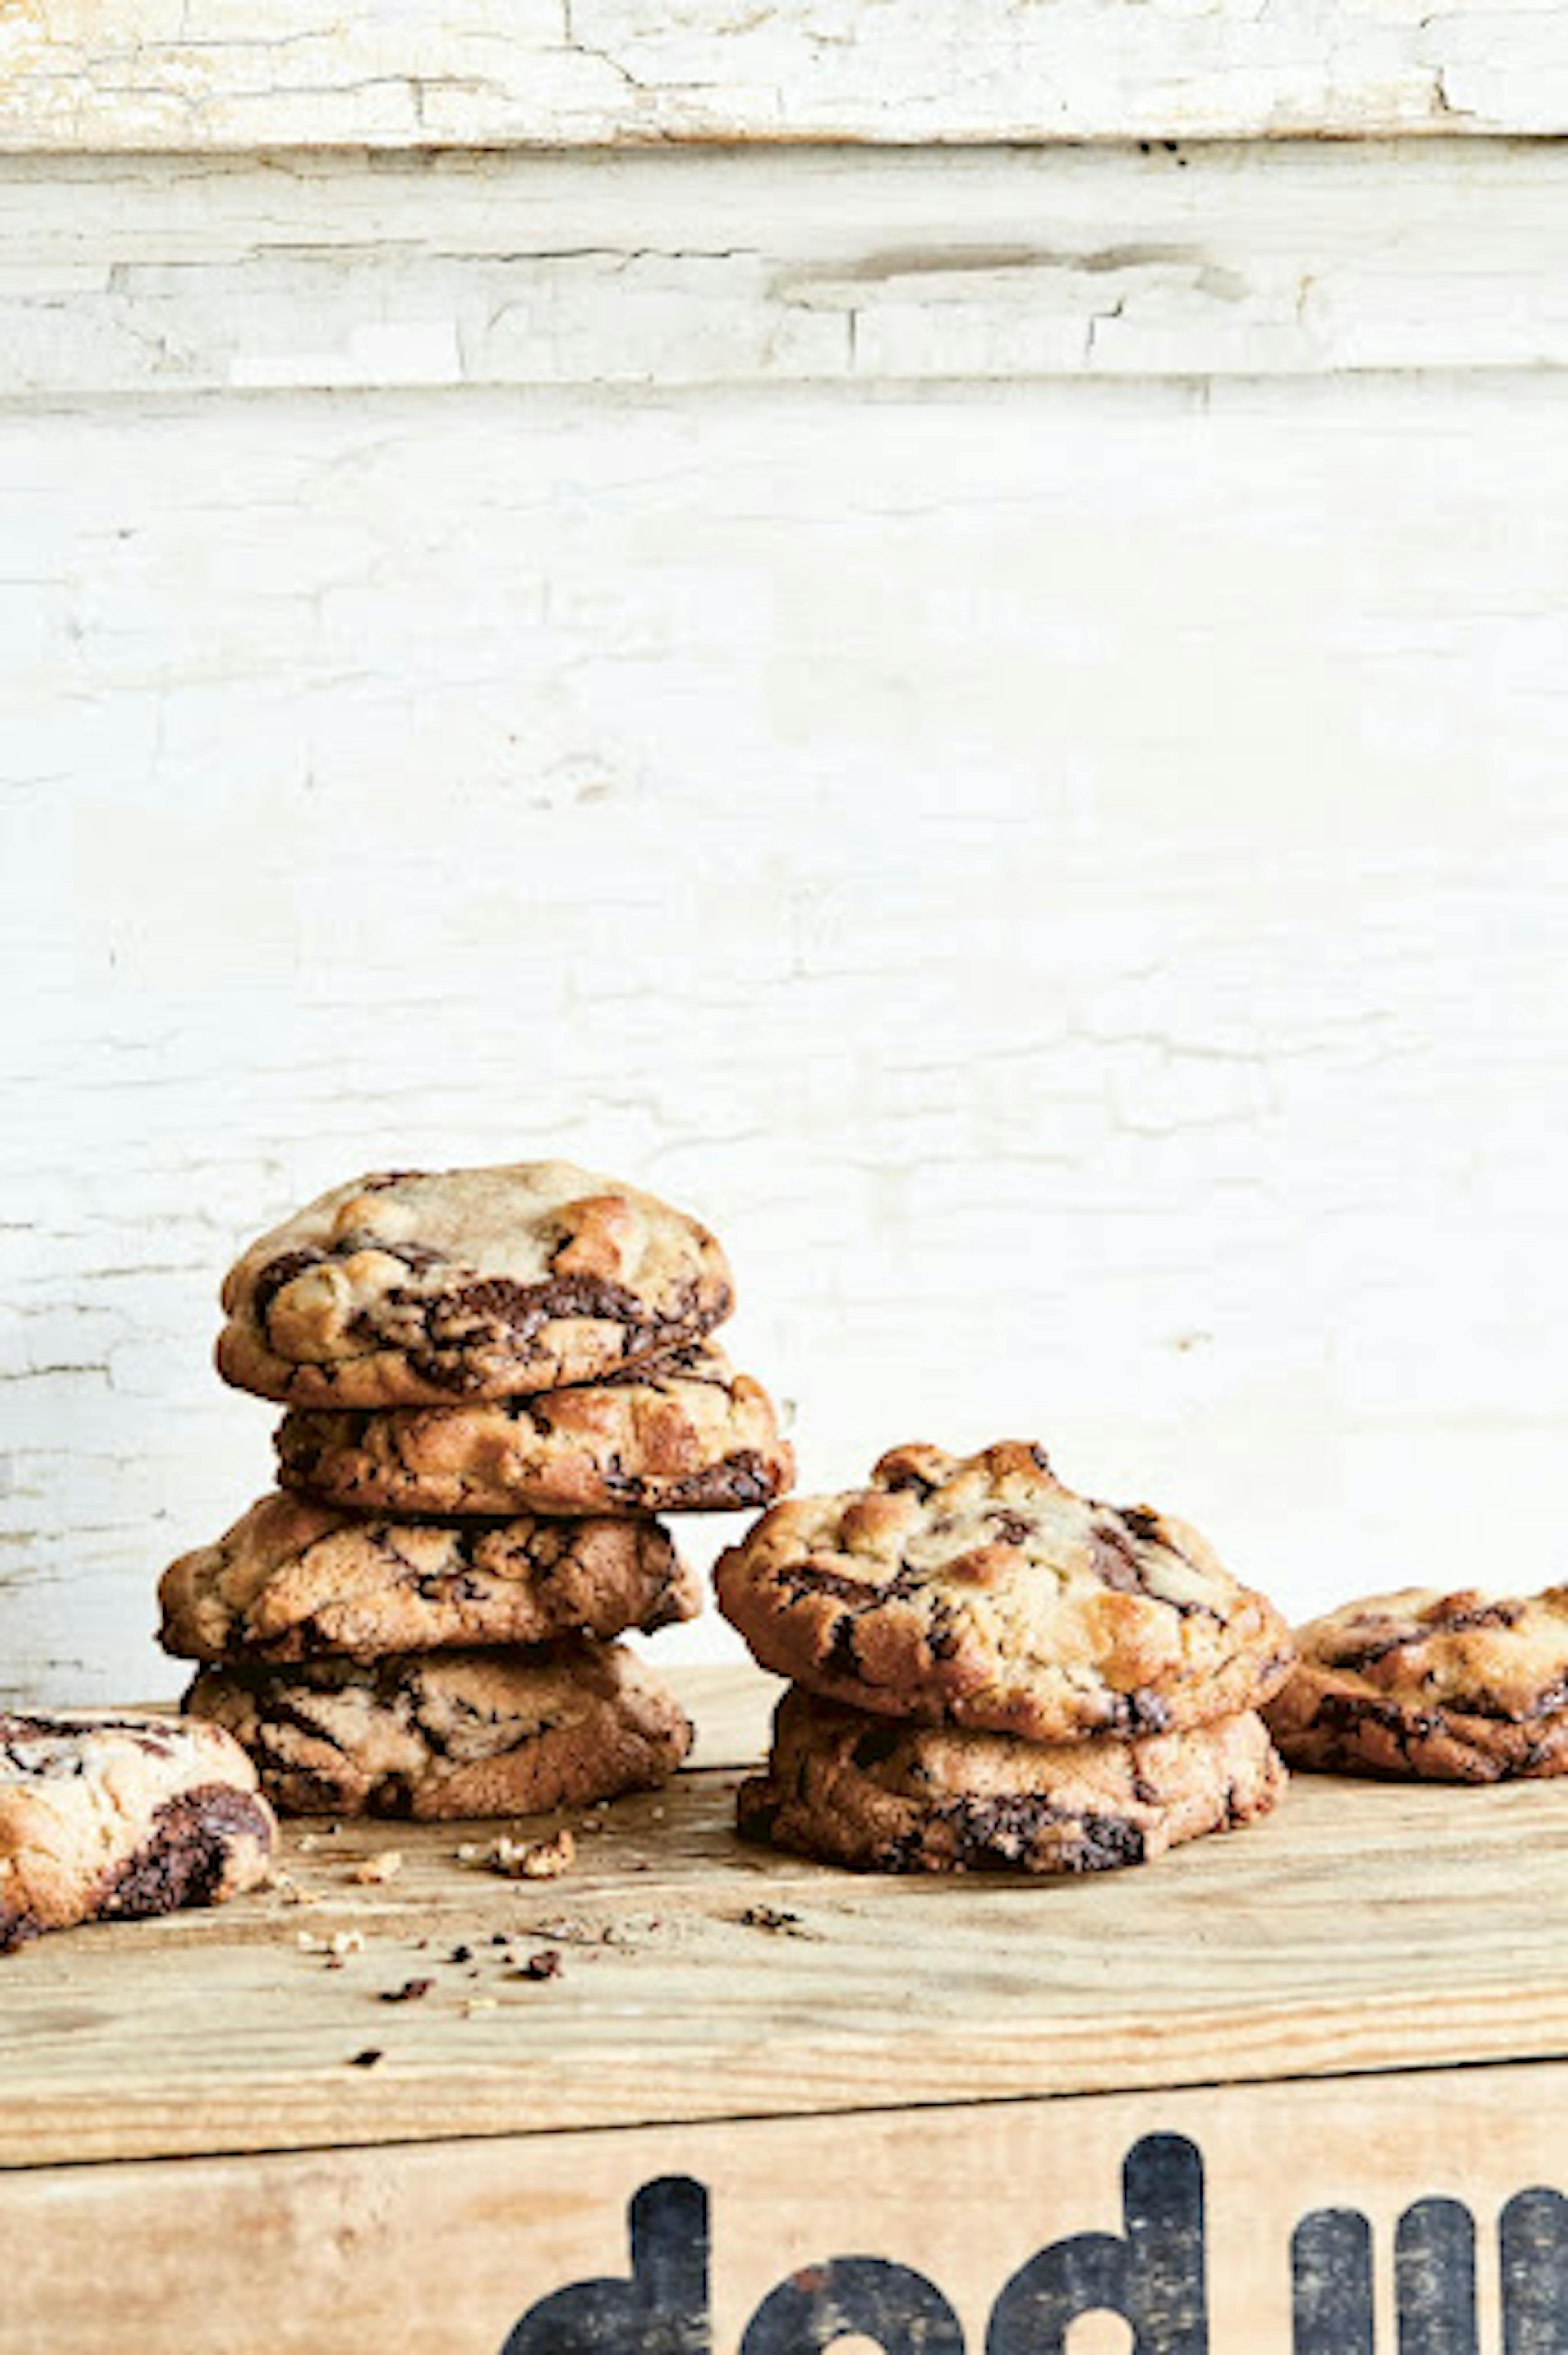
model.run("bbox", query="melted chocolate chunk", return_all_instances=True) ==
[103,1785,272,1923]
[253,1247,328,1325]
[851,1723,904,1770]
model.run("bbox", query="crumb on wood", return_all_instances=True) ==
[471,1828,577,1881]
[298,1929,367,1966]
[733,1905,819,1939]
[379,1977,434,2004]
[348,2049,383,2068]
[461,1997,498,2016]
[510,1950,563,1982]
[352,1850,403,1885]
[266,1870,322,1908]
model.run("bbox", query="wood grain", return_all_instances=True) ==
[5,2064,1563,2351]
[1,0,1566,151]
[5,1669,1568,2170]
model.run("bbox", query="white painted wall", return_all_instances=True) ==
[4,140,1566,1705]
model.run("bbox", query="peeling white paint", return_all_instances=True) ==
[2,143,1568,398]
[0,0,1564,148]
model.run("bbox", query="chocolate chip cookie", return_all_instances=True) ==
[217,1162,733,1406]
[1,1710,276,1952]
[185,1642,692,1817]
[1265,1586,1568,1780]
[739,1686,1285,1874]
[275,1342,792,1519]
[158,1491,698,1666]
[715,1441,1292,1742]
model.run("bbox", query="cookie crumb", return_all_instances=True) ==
[299,1928,367,1966]
[733,1905,818,1939]
[348,2049,383,2068]
[352,1850,403,1885]
[511,1950,563,1982]
[461,1997,498,2016]
[268,1871,322,1908]
[478,1829,576,1881]
[379,1977,434,2004]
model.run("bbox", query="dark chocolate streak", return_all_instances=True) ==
[257,1229,724,1385]
[0,1711,180,1765]
[102,1784,272,1923]
[739,1780,1150,1875]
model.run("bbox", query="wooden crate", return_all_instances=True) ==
[4,1666,1566,2351]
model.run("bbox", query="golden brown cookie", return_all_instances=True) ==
[1265,1586,1568,1780]
[185,1642,692,1818]
[158,1491,698,1664]
[217,1161,733,1406]
[1,1710,276,1952]
[738,1686,1285,1875]
[716,1442,1292,1742]
[275,1342,792,1519]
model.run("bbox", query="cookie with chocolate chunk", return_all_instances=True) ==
[185,1642,692,1818]
[739,1686,1285,1875]
[1265,1586,1568,1780]
[217,1161,733,1406]
[276,1342,792,1519]
[715,1442,1292,1742]
[1,1710,275,1952]
[159,1491,697,1665]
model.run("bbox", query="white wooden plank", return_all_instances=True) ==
[3,371,1568,1704]
[3,142,1568,396]
[1,0,1567,152]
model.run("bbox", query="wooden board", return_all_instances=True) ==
[8,142,1568,402]
[6,1667,1568,2171]
[7,2066,1568,2352]
[2,0,1567,152]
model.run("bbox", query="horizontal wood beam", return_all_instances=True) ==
[2,0,1568,153]
[4,141,1568,397]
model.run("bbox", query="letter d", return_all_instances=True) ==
[986,2133,1208,2355]
[502,2176,710,2355]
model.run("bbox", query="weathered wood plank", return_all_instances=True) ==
[5,141,1568,396]
[2,0,1566,151]
[6,2064,1564,2351]
[5,1671,1568,2168]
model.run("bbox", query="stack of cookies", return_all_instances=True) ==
[159,1161,794,1821]
[717,1441,1293,1875]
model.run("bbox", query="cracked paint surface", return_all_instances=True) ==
[2,142,1568,396]
[0,0,1558,148]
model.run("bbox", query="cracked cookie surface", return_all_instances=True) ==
[715,1441,1292,1741]
[217,1161,733,1406]
[185,1642,692,1818]
[1,1710,276,1952]
[275,1341,792,1519]
[1265,1585,1568,1780]
[739,1686,1285,1875]
[159,1491,698,1665]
